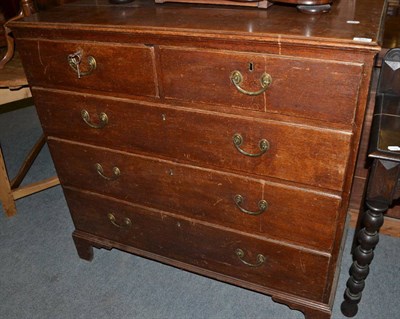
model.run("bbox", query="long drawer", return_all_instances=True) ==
[18,40,158,98]
[35,88,352,191]
[63,187,330,302]
[159,46,363,125]
[49,139,341,252]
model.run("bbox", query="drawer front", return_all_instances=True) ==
[64,188,330,302]
[49,139,340,251]
[160,47,363,124]
[34,89,352,191]
[18,40,157,97]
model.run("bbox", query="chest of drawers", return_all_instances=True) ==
[10,0,386,318]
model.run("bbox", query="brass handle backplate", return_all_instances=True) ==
[67,50,96,78]
[81,109,108,129]
[107,213,132,228]
[95,163,121,181]
[233,133,269,157]
[234,194,268,216]
[235,248,266,267]
[230,70,272,96]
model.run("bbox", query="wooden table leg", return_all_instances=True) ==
[0,146,17,217]
[341,159,400,317]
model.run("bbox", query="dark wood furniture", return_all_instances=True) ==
[380,0,400,59]
[349,0,400,228]
[9,0,386,318]
[341,48,400,317]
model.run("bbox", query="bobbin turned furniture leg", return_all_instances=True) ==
[341,159,400,317]
[341,200,387,317]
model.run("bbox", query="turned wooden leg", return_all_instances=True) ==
[72,231,94,261]
[341,158,400,317]
[341,200,386,317]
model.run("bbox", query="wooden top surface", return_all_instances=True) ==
[10,0,386,49]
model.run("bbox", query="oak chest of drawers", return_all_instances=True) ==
[11,0,386,318]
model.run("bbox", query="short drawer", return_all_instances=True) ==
[50,139,340,252]
[34,89,352,191]
[159,47,363,124]
[18,40,157,97]
[64,188,330,302]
